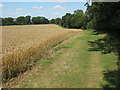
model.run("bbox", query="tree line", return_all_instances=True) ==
[86,2,120,57]
[86,2,120,34]
[85,1,120,88]
[49,10,90,29]
[1,9,90,29]
[1,16,49,26]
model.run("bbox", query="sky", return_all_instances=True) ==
[0,2,87,19]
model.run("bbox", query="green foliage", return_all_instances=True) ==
[2,9,89,28]
[72,11,84,28]
[61,10,88,29]
[16,16,25,25]
[0,18,2,26]
[86,2,120,34]
[2,15,49,26]
[49,9,89,29]
[86,2,120,88]
[86,21,94,29]
[55,18,62,25]
[49,19,55,24]
[61,13,72,28]
[25,16,31,25]
[32,16,49,24]
[2,17,14,25]
[86,2,120,59]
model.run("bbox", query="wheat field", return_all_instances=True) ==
[2,24,82,81]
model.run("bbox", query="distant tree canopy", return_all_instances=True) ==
[2,16,49,26]
[49,10,89,29]
[2,17,14,25]
[32,16,49,24]
[25,16,31,25]
[49,19,55,24]
[16,16,25,25]
[1,9,88,28]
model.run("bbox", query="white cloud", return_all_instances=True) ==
[16,13,31,17]
[16,12,21,13]
[54,12,61,16]
[58,0,64,3]
[16,8,23,10]
[0,4,6,7]
[48,8,52,10]
[54,5,65,9]
[32,7,38,9]
[38,6,44,9]
[32,6,43,9]
[26,13,31,15]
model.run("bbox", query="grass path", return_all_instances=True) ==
[87,52,102,88]
[5,30,117,88]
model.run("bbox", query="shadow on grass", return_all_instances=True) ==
[102,70,119,88]
[88,34,120,89]
[91,30,100,35]
[90,30,105,35]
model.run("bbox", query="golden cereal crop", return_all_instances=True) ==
[2,24,82,81]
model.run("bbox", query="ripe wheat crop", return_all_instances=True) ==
[2,24,81,81]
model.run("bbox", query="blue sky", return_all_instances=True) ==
[1,2,87,19]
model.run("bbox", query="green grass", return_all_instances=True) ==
[54,45,69,51]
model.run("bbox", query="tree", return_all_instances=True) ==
[55,18,62,25]
[62,13,72,28]
[25,16,31,25]
[74,9,84,15]
[32,16,49,24]
[86,2,120,88]
[86,2,120,33]
[86,20,94,29]
[0,17,2,26]
[49,19,55,24]
[73,10,86,28]
[60,10,87,29]
[16,16,25,25]
[2,17,14,25]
